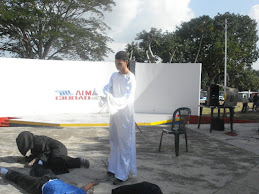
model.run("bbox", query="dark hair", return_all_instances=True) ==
[115,51,129,61]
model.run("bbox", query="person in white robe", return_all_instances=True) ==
[102,51,137,185]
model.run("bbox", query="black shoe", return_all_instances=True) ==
[107,171,115,177]
[113,178,124,185]
[79,157,90,168]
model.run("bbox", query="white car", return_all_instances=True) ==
[200,96,207,101]
[219,96,224,101]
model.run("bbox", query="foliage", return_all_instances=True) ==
[125,41,146,62]
[0,0,115,60]
[237,68,259,91]
[135,28,163,63]
[126,13,259,91]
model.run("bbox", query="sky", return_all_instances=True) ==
[102,0,259,70]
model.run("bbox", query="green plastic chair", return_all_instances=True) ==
[158,107,191,156]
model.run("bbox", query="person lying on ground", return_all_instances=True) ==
[16,131,90,175]
[0,161,94,194]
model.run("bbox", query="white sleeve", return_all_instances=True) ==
[107,74,136,114]
[103,74,113,95]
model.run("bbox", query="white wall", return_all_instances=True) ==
[135,63,201,115]
[0,58,201,117]
[0,58,116,116]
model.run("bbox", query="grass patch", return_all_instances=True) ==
[200,102,259,121]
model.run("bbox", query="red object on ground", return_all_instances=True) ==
[0,117,9,127]
[189,115,259,124]
[0,117,19,127]
[225,132,238,136]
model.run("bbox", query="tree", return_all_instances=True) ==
[125,13,259,91]
[125,42,146,62]
[135,28,163,63]
[236,68,259,91]
[0,0,115,60]
[158,32,181,63]
[174,15,214,63]
[173,13,259,90]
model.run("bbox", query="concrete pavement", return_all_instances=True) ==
[0,122,259,194]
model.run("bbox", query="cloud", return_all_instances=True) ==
[249,4,259,70]
[103,0,194,61]
[249,4,259,31]
[104,0,141,39]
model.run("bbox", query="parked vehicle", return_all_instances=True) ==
[219,96,224,101]
[200,96,207,101]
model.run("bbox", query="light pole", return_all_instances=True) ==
[224,18,227,97]
[215,19,229,96]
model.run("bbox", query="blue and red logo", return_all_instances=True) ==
[55,90,97,100]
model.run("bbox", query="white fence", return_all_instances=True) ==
[0,58,201,117]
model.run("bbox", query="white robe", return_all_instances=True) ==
[103,72,137,181]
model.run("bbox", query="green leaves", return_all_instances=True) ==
[126,13,259,91]
[0,0,115,60]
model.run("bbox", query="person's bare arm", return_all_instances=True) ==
[81,182,95,192]
[28,158,36,167]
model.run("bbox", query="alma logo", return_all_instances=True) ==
[56,90,73,96]
[55,90,97,100]
[75,90,92,96]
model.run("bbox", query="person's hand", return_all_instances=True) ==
[81,182,95,192]
[28,158,36,167]
[93,88,104,96]
[95,88,107,97]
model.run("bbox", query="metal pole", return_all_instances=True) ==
[224,18,227,94]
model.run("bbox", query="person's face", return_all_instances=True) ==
[115,59,128,73]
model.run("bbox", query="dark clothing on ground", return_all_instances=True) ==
[16,131,81,175]
[45,156,81,175]
[112,181,163,194]
[6,169,56,194]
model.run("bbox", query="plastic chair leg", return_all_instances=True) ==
[185,133,188,152]
[175,134,179,156]
[159,131,164,152]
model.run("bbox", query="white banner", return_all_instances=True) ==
[0,58,201,116]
